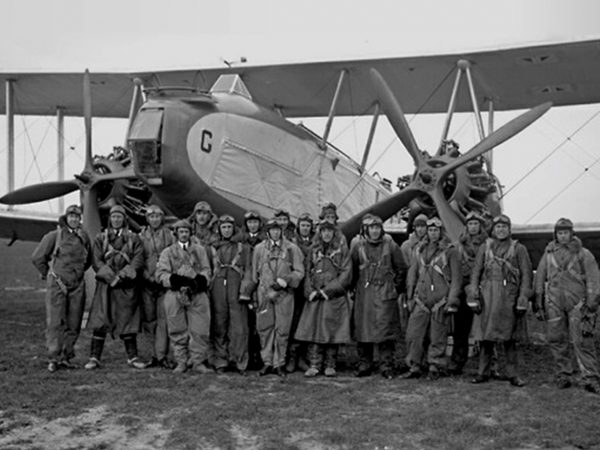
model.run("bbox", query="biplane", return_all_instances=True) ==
[1,38,600,265]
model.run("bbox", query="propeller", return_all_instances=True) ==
[0,70,134,238]
[342,69,551,241]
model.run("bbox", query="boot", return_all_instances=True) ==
[285,343,299,373]
[324,345,338,377]
[85,333,105,370]
[307,343,323,375]
[122,334,146,369]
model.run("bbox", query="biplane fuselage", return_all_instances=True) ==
[128,82,390,224]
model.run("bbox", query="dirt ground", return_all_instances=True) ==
[1,239,600,450]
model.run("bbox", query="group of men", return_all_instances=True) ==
[32,201,600,393]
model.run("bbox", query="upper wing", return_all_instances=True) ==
[512,222,600,268]
[0,210,58,244]
[1,39,599,118]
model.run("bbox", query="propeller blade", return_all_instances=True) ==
[440,102,552,177]
[341,184,422,238]
[429,185,464,242]
[82,188,101,238]
[370,68,423,165]
[83,69,93,172]
[92,166,136,184]
[0,180,79,205]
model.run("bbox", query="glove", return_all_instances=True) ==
[119,265,137,280]
[169,274,186,290]
[467,298,481,315]
[194,275,208,292]
[515,307,527,318]
[445,305,458,314]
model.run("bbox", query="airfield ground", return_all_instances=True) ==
[1,240,600,450]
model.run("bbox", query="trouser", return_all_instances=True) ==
[286,289,307,366]
[257,295,294,368]
[164,291,210,366]
[405,303,448,372]
[449,298,474,371]
[211,287,249,371]
[141,283,170,360]
[308,343,339,369]
[88,331,138,360]
[357,341,394,371]
[547,300,600,381]
[45,277,85,362]
[478,340,518,378]
[247,305,263,369]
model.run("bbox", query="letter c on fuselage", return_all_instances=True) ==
[201,129,212,153]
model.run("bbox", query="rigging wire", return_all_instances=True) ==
[338,66,455,207]
[525,155,600,224]
[501,109,600,199]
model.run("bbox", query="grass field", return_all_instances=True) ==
[1,239,600,450]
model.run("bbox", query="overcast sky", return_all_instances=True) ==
[1,0,599,224]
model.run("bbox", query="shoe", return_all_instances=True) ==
[193,363,213,374]
[237,369,247,376]
[158,358,175,370]
[509,377,525,387]
[427,370,440,381]
[447,367,463,376]
[324,367,337,377]
[285,361,296,373]
[58,359,76,369]
[556,378,572,389]
[491,369,506,380]
[259,365,273,376]
[173,362,187,373]
[47,361,58,373]
[145,357,160,368]
[381,369,394,380]
[84,357,101,370]
[401,369,422,379]
[304,367,320,377]
[297,359,310,372]
[471,375,489,384]
[215,367,227,375]
[275,367,287,378]
[584,381,600,394]
[354,365,372,378]
[127,357,146,370]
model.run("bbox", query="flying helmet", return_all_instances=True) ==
[554,217,574,238]
[413,213,428,227]
[145,204,164,218]
[319,202,338,220]
[244,210,261,222]
[318,220,336,231]
[173,219,192,231]
[492,214,511,228]
[193,201,213,214]
[109,205,126,217]
[274,209,290,219]
[465,211,484,224]
[297,212,314,225]
[426,217,443,228]
[218,214,235,226]
[65,204,82,217]
[264,218,282,231]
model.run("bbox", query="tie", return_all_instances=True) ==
[183,243,188,252]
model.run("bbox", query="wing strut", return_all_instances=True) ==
[437,59,496,172]
[5,79,15,211]
[360,102,380,172]
[320,69,347,150]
